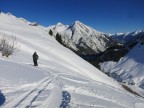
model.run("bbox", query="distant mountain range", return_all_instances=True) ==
[112,30,144,44]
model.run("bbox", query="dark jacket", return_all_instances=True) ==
[33,52,39,60]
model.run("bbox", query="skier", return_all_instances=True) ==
[33,51,39,66]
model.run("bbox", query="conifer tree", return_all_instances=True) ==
[56,33,62,44]
[49,29,53,36]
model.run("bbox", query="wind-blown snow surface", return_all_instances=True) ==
[0,13,144,108]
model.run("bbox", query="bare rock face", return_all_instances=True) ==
[29,22,39,26]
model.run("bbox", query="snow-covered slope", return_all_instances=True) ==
[100,39,144,95]
[49,21,113,54]
[0,13,117,87]
[1,59,144,108]
[0,12,144,107]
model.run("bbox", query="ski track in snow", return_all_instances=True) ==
[2,64,70,108]
[43,66,141,108]
[57,78,128,108]
[0,61,144,108]
[4,77,51,108]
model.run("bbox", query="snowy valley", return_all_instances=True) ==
[0,12,144,108]
[100,30,144,97]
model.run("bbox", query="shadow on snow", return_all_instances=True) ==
[60,91,71,108]
[0,90,6,106]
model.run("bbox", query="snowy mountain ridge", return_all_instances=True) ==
[49,20,113,54]
[53,22,68,32]
[112,30,144,44]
